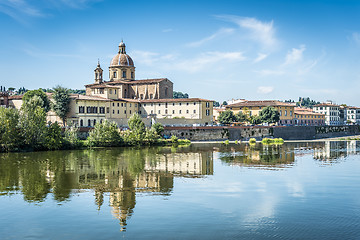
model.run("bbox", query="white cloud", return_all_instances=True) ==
[284,45,306,65]
[256,69,285,76]
[217,15,277,49]
[130,50,176,66]
[253,53,268,63]
[257,86,274,94]
[187,28,235,47]
[174,51,246,72]
[351,32,360,45]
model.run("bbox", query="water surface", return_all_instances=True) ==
[1,141,360,239]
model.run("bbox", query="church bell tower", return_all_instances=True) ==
[94,60,103,84]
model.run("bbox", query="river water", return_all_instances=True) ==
[1,141,360,239]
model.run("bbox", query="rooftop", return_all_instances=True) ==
[226,100,295,108]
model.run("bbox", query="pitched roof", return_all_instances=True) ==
[70,94,110,101]
[226,100,295,108]
[294,107,324,116]
[313,103,339,107]
[139,98,212,103]
[85,78,170,87]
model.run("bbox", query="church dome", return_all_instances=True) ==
[110,41,134,67]
[110,53,134,67]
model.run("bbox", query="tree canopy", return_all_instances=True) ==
[258,106,280,123]
[23,89,51,112]
[173,91,189,99]
[52,86,70,126]
[218,110,237,125]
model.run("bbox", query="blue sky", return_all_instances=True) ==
[1,0,360,105]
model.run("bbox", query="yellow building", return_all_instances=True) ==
[9,41,214,127]
[293,107,325,125]
[225,100,295,125]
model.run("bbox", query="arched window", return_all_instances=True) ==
[113,71,117,78]
[122,71,126,78]
[88,119,91,126]
[80,119,83,127]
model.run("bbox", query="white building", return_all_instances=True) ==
[346,107,360,124]
[313,102,340,125]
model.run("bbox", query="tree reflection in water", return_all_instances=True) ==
[0,146,213,231]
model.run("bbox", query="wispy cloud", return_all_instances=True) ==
[187,28,235,47]
[253,53,268,63]
[257,86,274,94]
[351,32,360,45]
[162,28,173,33]
[131,50,245,73]
[217,15,277,49]
[284,45,306,65]
[23,48,82,59]
[255,69,285,76]
[0,0,101,22]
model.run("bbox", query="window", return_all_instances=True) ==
[130,103,132,107]
[135,104,137,107]
[173,103,175,106]
[194,102,196,105]
[179,110,182,114]
[279,110,282,116]
[165,103,168,108]
[158,110,161,114]
[206,109,210,116]
[179,103,182,106]
[113,71,117,78]
[122,71,126,78]
[113,110,115,114]
[112,103,114,107]
[130,110,132,114]
[124,110,126,114]
[187,103,189,106]
[206,102,210,108]
[117,103,119,107]
[173,110,175,114]
[109,89,112,94]
[165,109,168,114]
[117,110,119,114]
[115,90,117,94]
[158,103,161,106]
[186,110,189,114]
[151,110,153,114]
[121,103,123,107]
[193,110,196,113]
[140,94,143,99]
[106,107,109,113]
[79,106,85,113]
[88,119,91,126]
[80,119,83,127]
[290,111,292,116]
[150,94,153,99]
[100,107,105,114]
[93,119,96,125]
[131,72,134,78]
[285,110,287,116]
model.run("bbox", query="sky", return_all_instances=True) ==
[1,0,360,105]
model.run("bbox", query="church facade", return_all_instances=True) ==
[51,41,214,127]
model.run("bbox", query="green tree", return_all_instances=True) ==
[20,96,48,150]
[128,113,146,134]
[258,106,280,123]
[23,89,51,112]
[0,108,22,151]
[213,101,220,107]
[218,110,236,125]
[222,101,228,106]
[64,126,80,148]
[87,120,122,147]
[44,122,63,150]
[236,111,247,122]
[151,122,164,136]
[173,91,189,98]
[52,86,70,126]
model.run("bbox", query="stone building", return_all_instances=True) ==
[0,91,9,108]
[225,100,296,125]
[293,107,325,126]
[8,41,214,127]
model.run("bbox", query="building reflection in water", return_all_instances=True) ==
[1,141,360,230]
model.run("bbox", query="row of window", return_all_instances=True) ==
[279,110,292,117]
[113,71,134,79]
[79,119,103,127]
[149,109,197,115]
[79,106,105,114]
[296,115,323,119]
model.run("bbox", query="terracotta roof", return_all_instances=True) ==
[346,106,360,109]
[85,78,169,87]
[313,103,339,107]
[294,109,324,116]
[226,100,295,108]
[110,53,134,67]
[139,98,212,103]
[70,94,110,101]
[9,95,23,100]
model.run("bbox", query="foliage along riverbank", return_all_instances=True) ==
[0,104,190,153]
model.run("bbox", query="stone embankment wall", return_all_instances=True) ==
[164,125,360,141]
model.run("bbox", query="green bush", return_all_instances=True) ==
[87,121,122,147]
[171,135,178,144]
[44,122,63,150]
[249,138,257,144]
[151,122,164,136]
[224,140,230,145]
[261,138,272,144]
[64,126,81,148]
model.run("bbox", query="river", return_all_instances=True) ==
[1,141,360,239]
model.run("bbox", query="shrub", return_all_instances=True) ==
[249,138,256,144]
[87,121,122,147]
[224,140,230,145]
[261,138,272,144]
[170,135,178,144]
[44,122,63,150]
[273,138,284,144]
[151,123,164,136]
[64,126,81,148]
